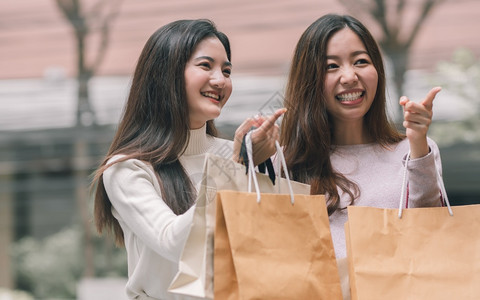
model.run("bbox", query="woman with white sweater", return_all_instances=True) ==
[92,19,282,300]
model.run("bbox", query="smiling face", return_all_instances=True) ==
[184,36,233,129]
[324,27,378,126]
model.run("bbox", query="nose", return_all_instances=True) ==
[210,70,226,88]
[340,66,358,85]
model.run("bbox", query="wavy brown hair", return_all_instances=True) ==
[91,19,231,246]
[281,14,404,214]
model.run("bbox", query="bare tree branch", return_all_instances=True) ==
[56,0,122,76]
[56,0,88,36]
[393,0,406,39]
[405,0,441,48]
[90,0,122,74]
[55,0,78,20]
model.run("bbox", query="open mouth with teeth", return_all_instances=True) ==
[335,91,364,102]
[201,92,221,102]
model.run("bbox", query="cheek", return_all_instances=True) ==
[185,68,204,87]
[367,69,379,91]
[324,75,336,94]
[222,80,233,105]
[184,74,196,98]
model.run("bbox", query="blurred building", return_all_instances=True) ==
[1,0,479,293]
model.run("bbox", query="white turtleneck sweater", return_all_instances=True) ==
[103,124,233,300]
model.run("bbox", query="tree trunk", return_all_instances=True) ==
[77,73,96,127]
[76,29,96,127]
[74,136,95,278]
[0,174,14,289]
[384,44,409,125]
[74,23,96,279]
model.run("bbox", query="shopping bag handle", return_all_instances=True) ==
[398,150,453,218]
[245,131,295,204]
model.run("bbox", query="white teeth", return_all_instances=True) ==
[202,92,220,100]
[337,92,363,101]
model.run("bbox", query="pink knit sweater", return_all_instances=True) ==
[329,138,443,258]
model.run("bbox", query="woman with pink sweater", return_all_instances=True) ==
[280,14,444,259]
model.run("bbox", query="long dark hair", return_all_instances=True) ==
[92,19,231,246]
[281,14,403,214]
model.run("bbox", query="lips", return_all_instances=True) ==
[335,91,364,102]
[201,91,221,101]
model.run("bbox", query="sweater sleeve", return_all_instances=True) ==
[405,138,443,208]
[103,158,195,263]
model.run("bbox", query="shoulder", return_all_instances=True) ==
[106,154,151,169]
[103,155,155,185]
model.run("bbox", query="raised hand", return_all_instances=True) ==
[232,108,286,165]
[399,87,441,159]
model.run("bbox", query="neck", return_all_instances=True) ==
[183,123,211,156]
[332,120,372,145]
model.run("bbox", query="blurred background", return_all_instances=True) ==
[1,0,479,298]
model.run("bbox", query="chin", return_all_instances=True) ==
[208,108,222,119]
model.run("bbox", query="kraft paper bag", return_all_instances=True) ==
[345,152,480,300]
[345,204,480,300]
[169,152,311,298]
[214,190,343,300]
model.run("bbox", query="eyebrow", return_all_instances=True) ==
[194,56,232,67]
[326,50,369,59]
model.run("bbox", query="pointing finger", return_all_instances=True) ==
[255,108,287,135]
[421,87,442,111]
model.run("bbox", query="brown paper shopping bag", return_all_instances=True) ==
[169,140,311,298]
[214,133,342,299]
[345,152,480,300]
[215,190,343,300]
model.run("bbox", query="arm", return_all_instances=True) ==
[103,158,194,262]
[405,138,444,208]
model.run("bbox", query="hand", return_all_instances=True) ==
[232,108,287,166]
[399,87,441,159]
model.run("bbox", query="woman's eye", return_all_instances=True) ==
[354,59,369,65]
[223,69,231,77]
[327,63,339,70]
[199,62,211,69]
